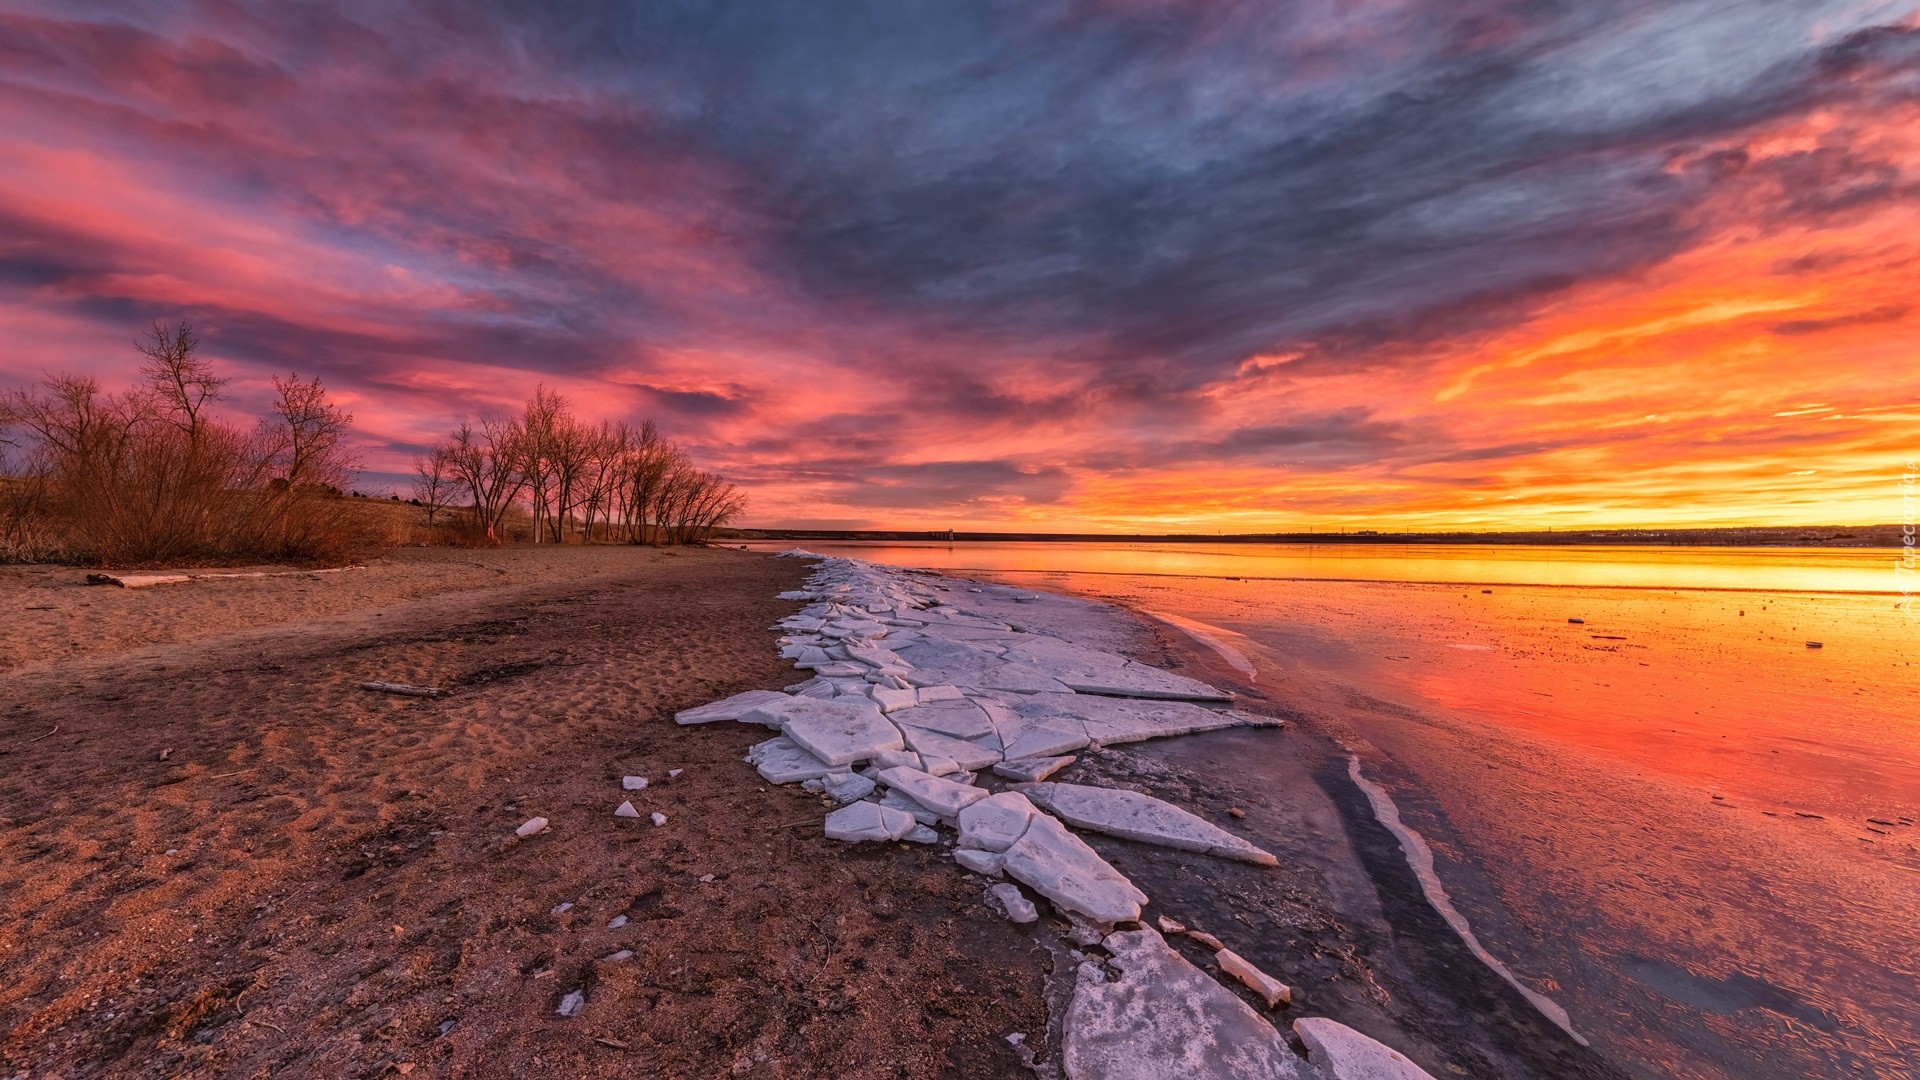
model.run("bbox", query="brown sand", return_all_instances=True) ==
[0,547,1047,1078]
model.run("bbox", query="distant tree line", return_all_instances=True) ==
[0,322,364,565]
[414,385,746,545]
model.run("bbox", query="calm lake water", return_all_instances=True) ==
[744,541,1920,1080]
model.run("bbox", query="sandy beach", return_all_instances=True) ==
[1,547,1056,1078]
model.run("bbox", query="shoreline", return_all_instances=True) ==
[941,571,1629,1079]
[2,544,1633,1077]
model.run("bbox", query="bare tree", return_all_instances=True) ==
[136,321,224,439]
[445,417,524,543]
[265,373,353,492]
[411,445,455,527]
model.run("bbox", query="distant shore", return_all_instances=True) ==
[728,524,1907,548]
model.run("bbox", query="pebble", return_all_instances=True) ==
[601,950,634,963]
[550,902,574,915]
[556,990,584,1017]
[615,801,640,818]
[515,817,549,838]
[623,776,649,790]
[668,768,684,778]
[1156,915,1186,934]
[699,874,715,883]
[608,915,628,929]
[650,812,668,827]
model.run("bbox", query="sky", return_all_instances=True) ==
[2,0,1918,531]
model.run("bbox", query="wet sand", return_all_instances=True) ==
[0,547,1050,1078]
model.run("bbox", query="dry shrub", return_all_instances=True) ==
[0,322,385,567]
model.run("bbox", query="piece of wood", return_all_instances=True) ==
[360,681,445,698]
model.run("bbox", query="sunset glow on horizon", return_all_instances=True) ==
[3,2,1918,531]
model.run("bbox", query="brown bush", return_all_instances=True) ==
[0,322,385,567]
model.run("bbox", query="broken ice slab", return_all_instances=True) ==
[744,735,835,784]
[1016,782,1277,866]
[875,766,989,818]
[957,791,1038,853]
[1217,949,1291,1008]
[1063,928,1310,1079]
[1294,1017,1439,1080]
[999,812,1145,925]
[891,698,996,740]
[897,723,1002,772]
[674,689,792,725]
[992,755,1076,782]
[989,883,1039,924]
[743,696,904,766]
[824,800,918,842]
[1054,661,1232,701]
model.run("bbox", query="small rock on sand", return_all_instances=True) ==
[988,883,1039,923]
[515,817,549,838]
[1187,930,1225,951]
[1293,1017,1440,1079]
[556,990,585,1017]
[614,801,640,818]
[623,776,648,790]
[1217,949,1291,1008]
[650,812,668,827]
[668,768,683,778]
[1156,915,1186,934]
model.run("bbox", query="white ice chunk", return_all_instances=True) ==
[999,812,1146,925]
[871,685,918,713]
[876,766,989,818]
[822,771,877,804]
[891,699,995,740]
[1063,929,1310,1079]
[878,788,941,826]
[1017,783,1277,866]
[746,696,904,766]
[955,848,1006,876]
[1217,949,1291,1008]
[824,800,917,842]
[957,791,1038,853]
[992,755,1077,782]
[989,882,1039,924]
[898,723,1003,771]
[745,736,835,784]
[674,689,793,724]
[1293,1017,1439,1080]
